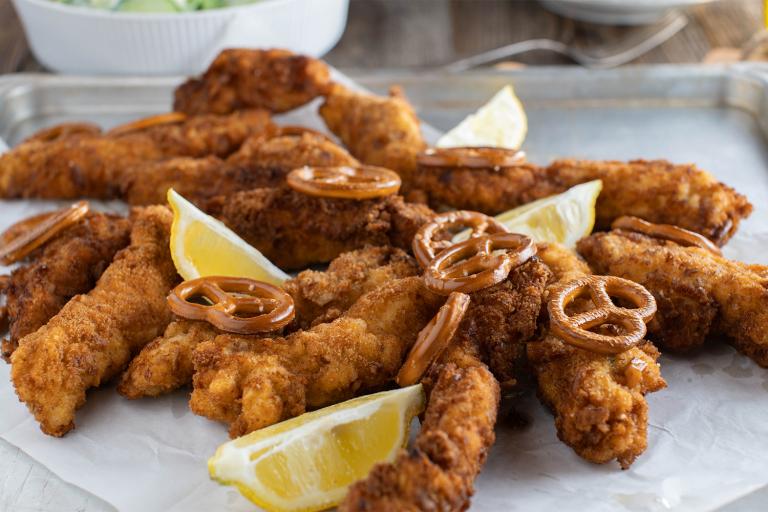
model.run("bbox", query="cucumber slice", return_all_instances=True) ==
[115,0,179,12]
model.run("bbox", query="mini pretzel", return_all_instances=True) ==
[277,125,336,143]
[167,276,295,334]
[286,165,401,200]
[548,275,657,355]
[417,147,526,169]
[108,112,187,136]
[413,210,509,268]
[23,122,101,144]
[397,292,470,386]
[425,232,536,295]
[0,201,89,265]
[612,216,722,255]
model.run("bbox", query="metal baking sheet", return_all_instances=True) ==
[1,65,767,512]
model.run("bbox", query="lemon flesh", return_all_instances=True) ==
[453,180,602,248]
[167,189,290,285]
[209,385,426,512]
[494,180,602,248]
[437,85,528,150]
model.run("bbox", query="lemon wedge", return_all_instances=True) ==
[453,180,602,248]
[436,85,528,150]
[209,385,425,512]
[167,189,290,285]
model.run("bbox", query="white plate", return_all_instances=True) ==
[540,0,716,25]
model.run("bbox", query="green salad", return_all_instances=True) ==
[52,0,262,12]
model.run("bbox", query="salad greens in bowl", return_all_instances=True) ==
[53,0,263,12]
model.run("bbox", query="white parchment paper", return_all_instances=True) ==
[1,77,768,512]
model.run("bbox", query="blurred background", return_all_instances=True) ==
[0,0,764,74]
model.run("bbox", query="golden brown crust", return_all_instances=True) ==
[285,246,420,329]
[2,213,131,361]
[121,132,357,206]
[190,277,443,437]
[0,110,273,200]
[319,84,426,188]
[173,49,331,115]
[117,320,220,399]
[450,258,551,391]
[528,337,665,469]
[118,246,420,399]
[548,159,752,245]
[410,159,752,245]
[209,187,434,270]
[341,357,499,512]
[10,206,179,436]
[528,242,666,468]
[578,230,768,365]
[410,162,561,214]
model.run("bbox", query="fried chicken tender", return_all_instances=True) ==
[578,230,768,365]
[174,48,331,115]
[549,160,752,245]
[121,132,357,206]
[117,246,420,399]
[319,84,426,187]
[451,258,550,391]
[10,206,179,436]
[117,320,220,399]
[190,277,443,437]
[0,110,274,200]
[527,242,666,468]
[284,246,420,329]
[208,187,434,270]
[341,352,499,512]
[340,260,550,511]
[412,159,752,245]
[1,213,131,361]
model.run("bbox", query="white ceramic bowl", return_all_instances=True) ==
[540,0,716,25]
[11,0,349,75]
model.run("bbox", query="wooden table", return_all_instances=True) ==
[0,0,763,73]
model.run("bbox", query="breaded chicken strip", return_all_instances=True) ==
[340,260,550,511]
[1,213,131,361]
[208,187,434,270]
[174,48,331,115]
[452,258,550,391]
[578,230,768,365]
[121,132,357,206]
[10,206,179,436]
[320,84,426,188]
[117,246,420,399]
[548,160,752,245]
[341,351,499,512]
[117,320,220,399]
[190,277,443,437]
[284,246,420,329]
[527,243,666,468]
[0,110,274,200]
[412,159,752,245]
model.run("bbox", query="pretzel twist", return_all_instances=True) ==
[424,232,536,295]
[167,276,295,334]
[396,292,470,387]
[612,216,722,255]
[417,146,526,169]
[23,122,101,144]
[286,165,401,200]
[277,125,336,143]
[108,112,187,136]
[413,210,509,268]
[548,275,657,354]
[0,201,90,265]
